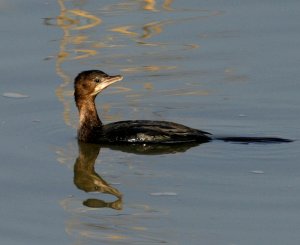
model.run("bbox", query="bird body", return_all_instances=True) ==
[74,70,292,145]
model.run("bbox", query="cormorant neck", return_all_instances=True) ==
[77,96,102,126]
[75,96,102,141]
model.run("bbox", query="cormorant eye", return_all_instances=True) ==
[94,78,100,83]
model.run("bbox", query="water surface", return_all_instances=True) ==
[0,0,300,244]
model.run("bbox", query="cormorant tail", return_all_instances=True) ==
[214,136,293,144]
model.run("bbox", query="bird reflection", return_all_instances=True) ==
[103,141,201,155]
[74,140,201,209]
[74,142,122,210]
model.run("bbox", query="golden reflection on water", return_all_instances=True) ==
[142,0,174,12]
[121,65,176,73]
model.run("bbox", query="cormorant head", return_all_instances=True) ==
[74,70,123,100]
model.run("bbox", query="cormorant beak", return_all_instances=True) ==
[93,75,123,95]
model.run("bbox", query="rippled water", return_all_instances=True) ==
[1,1,300,244]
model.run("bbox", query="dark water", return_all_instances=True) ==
[1,1,299,244]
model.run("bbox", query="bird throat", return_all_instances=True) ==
[77,98,102,141]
